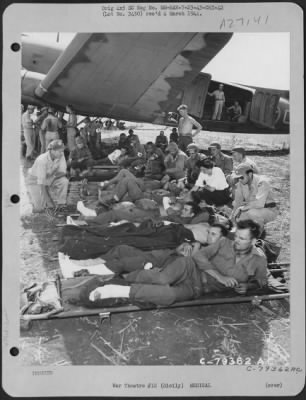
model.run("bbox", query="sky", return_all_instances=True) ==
[24,32,290,90]
[203,33,290,90]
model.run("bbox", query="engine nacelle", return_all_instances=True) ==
[21,69,46,106]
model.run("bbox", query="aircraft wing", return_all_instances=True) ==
[35,32,233,122]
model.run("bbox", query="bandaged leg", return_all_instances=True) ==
[162,196,171,210]
[77,201,97,217]
[89,285,131,301]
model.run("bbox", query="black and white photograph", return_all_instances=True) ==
[2,2,304,397]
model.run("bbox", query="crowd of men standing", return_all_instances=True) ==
[21,104,119,162]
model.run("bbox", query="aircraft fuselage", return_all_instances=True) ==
[21,36,289,134]
[22,37,64,74]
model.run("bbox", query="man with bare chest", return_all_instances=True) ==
[177,104,202,152]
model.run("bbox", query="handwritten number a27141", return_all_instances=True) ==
[219,16,269,30]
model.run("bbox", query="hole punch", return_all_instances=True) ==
[10,347,19,356]
[11,43,20,52]
[10,194,20,204]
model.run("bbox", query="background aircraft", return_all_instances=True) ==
[21,33,289,134]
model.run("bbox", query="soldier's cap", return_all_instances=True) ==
[166,142,179,152]
[232,147,245,155]
[47,139,65,151]
[209,142,221,150]
[232,163,254,178]
[177,104,188,111]
[186,143,199,152]
[48,106,55,113]
[75,136,86,144]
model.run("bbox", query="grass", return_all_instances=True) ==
[252,155,290,262]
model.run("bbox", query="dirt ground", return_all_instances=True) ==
[19,129,290,367]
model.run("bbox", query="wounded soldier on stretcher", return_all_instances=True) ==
[59,220,284,308]
[76,197,215,226]
[60,211,221,259]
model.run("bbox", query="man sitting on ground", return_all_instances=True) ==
[68,136,94,177]
[169,127,179,144]
[230,163,279,230]
[122,135,146,170]
[231,147,259,174]
[155,130,168,153]
[185,143,205,188]
[162,142,188,188]
[209,142,233,178]
[188,158,231,206]
[118,132,128,148]
[26,139,68,212]
[227,147,259,199]
[126,129,139,146]
[98,168,161,207]
[144,142,165,180]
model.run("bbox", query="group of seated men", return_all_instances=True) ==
[26,124,279,227]
[92,138,278,231]
[24,106,282,308]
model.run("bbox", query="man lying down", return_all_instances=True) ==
[60,196,227,260]
[59,219,271,308]
[59,225,212,278]
[60,213,214,259]
[76,197,215,226]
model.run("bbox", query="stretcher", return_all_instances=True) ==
[20,263,289,331]
[69,167,119,182]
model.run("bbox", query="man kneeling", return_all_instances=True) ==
[26,139,68,212]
